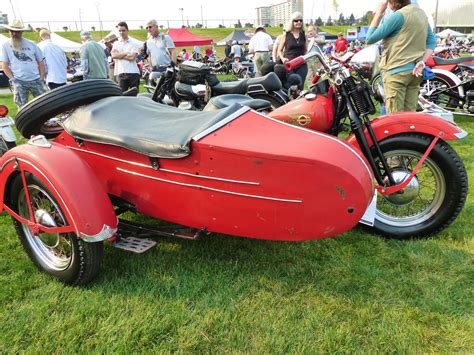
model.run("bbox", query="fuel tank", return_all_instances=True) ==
[268,93,335,132]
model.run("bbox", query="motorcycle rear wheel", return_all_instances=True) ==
[372,133,467,239]
[420,77,459,111]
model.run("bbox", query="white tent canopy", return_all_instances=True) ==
[0,34,10,45]
[436,28,467,38]
[47,33,82,52]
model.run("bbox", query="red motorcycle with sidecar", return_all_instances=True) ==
[0,50,468,285]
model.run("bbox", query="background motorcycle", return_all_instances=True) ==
[265,49,468,239]
[420,55,474,116]
[152,61,288,110]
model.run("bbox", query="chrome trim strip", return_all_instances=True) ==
[66,146,259,185]
[117,167,302,203]
[81,224,117,242]
[258,112,376,191]
[192,106,251,141]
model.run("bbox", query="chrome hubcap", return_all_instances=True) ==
[384,170,420,206]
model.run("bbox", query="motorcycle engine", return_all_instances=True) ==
[466,90,474,113]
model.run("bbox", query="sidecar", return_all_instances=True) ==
[0,89,375,285]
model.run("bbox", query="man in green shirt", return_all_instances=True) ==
[366,0,436,113]
[80,31,107,80]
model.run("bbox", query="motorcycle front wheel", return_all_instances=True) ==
[372,133,468,239]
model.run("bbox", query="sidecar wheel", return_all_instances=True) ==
[10,174,104,285]
[371,133,468,239]
[15,79,123,139]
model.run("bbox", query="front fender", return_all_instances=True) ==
[0,141,117,242]
[345,112,468,150]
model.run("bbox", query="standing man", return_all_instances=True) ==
[230,41,242,60]
[103,34,118,82]
[145,19,176,75]
[80,30,107,80]
[0,20,46,108]
[306,25,325,85]
[248,25,273,77]
[334,32,350,54]
[38,29,67,89]
[112,21,141,92]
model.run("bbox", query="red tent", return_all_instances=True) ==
[167,28,213,47]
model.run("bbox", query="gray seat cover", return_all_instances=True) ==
[62,96,243,158]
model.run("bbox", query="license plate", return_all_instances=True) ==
[359,191,377,226]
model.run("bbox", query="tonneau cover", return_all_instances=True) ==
[62,96,245,158]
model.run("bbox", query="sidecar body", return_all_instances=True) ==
[1,97,374,242]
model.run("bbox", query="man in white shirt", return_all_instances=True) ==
[38,29,67,89]
[249,26,273,77]
[112,21,140,92]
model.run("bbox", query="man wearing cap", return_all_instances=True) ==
[112,21,141,92]
[103,34,118,82]
[0,20,46,108]
[80,30,107,80]
[38,29,68,89]
[144,19,176,76]
[249,26,273,76]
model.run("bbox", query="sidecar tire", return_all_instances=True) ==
[371,133,468,239]
[15,79,123,139]
[10,173,104,285]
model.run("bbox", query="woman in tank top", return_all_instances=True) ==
[277,12,307,90]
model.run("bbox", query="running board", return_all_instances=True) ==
[114,236,156,253]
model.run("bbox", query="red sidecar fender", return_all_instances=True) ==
[0,142,117,241]
[345,112,468,149]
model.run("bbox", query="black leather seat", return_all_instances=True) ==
[432,56,474,65]
[212,72,282,95]
[62,96,248,159]
[203,94,271,111]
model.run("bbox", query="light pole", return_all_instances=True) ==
[78,8,83,31]
[434,0,439,32]
[95,2,103,39]
[179,8,184,27]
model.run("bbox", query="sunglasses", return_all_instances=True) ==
[293,19,303,23]
[146,26,155,30]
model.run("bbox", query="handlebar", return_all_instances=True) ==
[285,51,331,73]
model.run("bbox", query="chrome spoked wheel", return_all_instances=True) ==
[18,183,73,271]
[371,134,467,239]
[421,78,459,110]
[11,174,104,285]
[376,150,446,227]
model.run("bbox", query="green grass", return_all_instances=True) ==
[0,92,472,352]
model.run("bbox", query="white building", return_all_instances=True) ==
[436,0,474,33]
[256,0,304,27]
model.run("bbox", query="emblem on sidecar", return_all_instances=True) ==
[296,114,312,126]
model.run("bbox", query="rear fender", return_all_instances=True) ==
[345,112,468,150]
[0,140,117,242]
[432,68,464,97]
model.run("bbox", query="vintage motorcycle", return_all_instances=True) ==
[420,55,474,116]
[151,60,288,110]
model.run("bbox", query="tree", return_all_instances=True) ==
[244,22,253,28]
[315,17,323,26]
[234,19,242,28]
[139,25,143,30]
[91,26,96,31]
[337,13,345,26]
[62,26,69,32]
[218,24,225,28]
[348,13,356,26]
[326,16,333,26]
[196,23,203,28]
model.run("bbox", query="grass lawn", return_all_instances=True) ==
[0,92,472,352]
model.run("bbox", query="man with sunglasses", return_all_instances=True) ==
[144,19,176,77]
[0,20,46,108]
